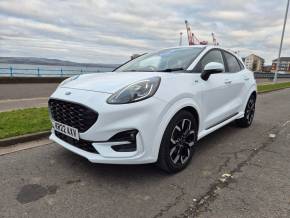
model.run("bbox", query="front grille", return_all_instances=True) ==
[48,99,98,133]
[55,131,99,153]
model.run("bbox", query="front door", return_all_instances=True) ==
[194,49,235,129]
[222,51,247,116]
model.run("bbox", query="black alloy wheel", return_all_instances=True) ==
[157,110,197,173]
[236,94,256,128]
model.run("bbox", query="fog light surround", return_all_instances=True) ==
[109,129,138,152]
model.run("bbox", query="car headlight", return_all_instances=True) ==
[58,75,79,87]
[107,77,161,104]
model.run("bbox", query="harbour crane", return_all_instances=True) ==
[185,20,204,45]
[184,20,219,46]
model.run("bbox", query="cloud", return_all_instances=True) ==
[0,0,289,64]
[208,11,247,21]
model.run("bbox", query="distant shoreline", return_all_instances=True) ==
[0,57,120,68]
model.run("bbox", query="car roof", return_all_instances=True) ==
[164,45,210,50]
[161,45,234,53]
[156,45,243,63]
[164,45,237,52]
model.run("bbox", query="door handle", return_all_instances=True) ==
[224,80,232,84]
[244,78,250,81]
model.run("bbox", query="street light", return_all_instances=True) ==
[274,0,290,83]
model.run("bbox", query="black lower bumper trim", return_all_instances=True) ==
[55,131,99,154]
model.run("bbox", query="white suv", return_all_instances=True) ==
[49,45,256,173]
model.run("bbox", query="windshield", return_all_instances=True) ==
[115,47,204,72]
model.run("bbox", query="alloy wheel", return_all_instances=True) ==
[169,119,195,165]
[245,97,255,125]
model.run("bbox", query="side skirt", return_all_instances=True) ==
[197,111,244,141]
[206,112,239,130]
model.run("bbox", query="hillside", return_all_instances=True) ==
[0,57,119,68]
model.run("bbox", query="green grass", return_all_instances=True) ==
[257,81,290,93]
[0,107,51,139]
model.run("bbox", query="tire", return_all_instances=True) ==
[236,94,256,128]
[157,110,198,173]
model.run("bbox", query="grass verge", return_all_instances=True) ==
[258,81,290,93]
[0,107,51,139]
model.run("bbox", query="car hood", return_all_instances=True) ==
[61,72,171,94]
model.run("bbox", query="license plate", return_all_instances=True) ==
[52,120,79,140]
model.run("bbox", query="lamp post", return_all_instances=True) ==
[179,32,183,46]
[274,0,290,83]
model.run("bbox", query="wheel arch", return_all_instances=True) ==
[242,84,257,112]
[251,90,257,99]
[152,98,201,162]
[180,106,199,133]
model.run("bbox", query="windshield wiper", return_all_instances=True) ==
[124,70,137,72]
[158,67,185,72]
[124,69,154,72]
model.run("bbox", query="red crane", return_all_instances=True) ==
[184,20,218,46]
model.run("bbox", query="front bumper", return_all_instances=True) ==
[49,87,167,164]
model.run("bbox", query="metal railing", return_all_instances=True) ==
[0,66,115,77]
[1,67,290,79]
[254,72,290,79]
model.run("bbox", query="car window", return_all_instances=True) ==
[224,52,241,73]
[194,50,224,73]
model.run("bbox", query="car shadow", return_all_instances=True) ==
[57,121,242,180]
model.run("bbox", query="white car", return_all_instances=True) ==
[49,45,256,173]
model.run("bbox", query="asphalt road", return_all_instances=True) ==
[0,89,290,218]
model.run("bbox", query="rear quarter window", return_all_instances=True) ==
[224,52,242,73]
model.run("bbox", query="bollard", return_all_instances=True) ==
[9,66,13,77]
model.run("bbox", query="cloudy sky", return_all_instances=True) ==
[0,0,289,64]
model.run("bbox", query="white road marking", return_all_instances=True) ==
[0,97,48,103]
[0,139,53,156]
[281,120,290,127]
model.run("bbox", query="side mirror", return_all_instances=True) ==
[201,62,224,81]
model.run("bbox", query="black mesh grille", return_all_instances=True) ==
[55,131,99,153]
[48,98,98,133]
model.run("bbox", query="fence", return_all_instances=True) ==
[254,72,290,79]
[0,66,115,77]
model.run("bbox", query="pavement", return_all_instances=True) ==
[0,83,58,100]
[0,83,57,112]
[0,88,290,218]
[0,98,48,112]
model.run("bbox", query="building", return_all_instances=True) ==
[244,54,265,72]
[262,65,272,73]
[271,57,290,73]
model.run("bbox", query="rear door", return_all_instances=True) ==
[222,51,246,115]
[194,49,234,130]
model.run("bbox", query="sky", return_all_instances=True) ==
[0,0,289,65]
